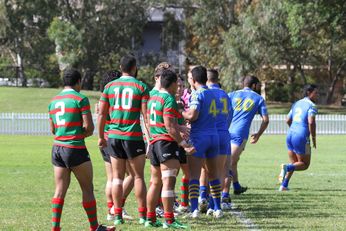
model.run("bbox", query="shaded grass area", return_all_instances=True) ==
[1,87,346,114]
[0,135,345,230]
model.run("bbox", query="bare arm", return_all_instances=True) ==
[97,101,108,147]
[286,117,292,127]
[250,114,269,144]
[308,116,316,148]
[82,111,94,137]
[49,119,55,135]
[182,108,199,122]
[164,116,184,144]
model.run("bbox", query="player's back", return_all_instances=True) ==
[288,97,317,136]
[148,91,178,142]
[189,86,218,135]
[101,76,149,140]
[208,84,231,132]
[229,87,267,138]
[49,89,90,148]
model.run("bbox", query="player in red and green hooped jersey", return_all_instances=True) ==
[96,70,135,221]
[98,54,150,226]
[48,69,114,231]
[145,69,194,229]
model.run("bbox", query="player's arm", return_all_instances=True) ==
[82,112,94,137]
[97,101,108,148]
[164,116,194,154]
[182,108,199,122]
[308,115,317,149]
[286,109,293,127]
[49,118,55,135]
[250,101,269,144]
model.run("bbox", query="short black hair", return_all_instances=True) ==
[63,68,81,87]
[191,65,207,85]
[243,75,260,88]
[160,70,177,89]
[120,54,136,73]
[207,68,219,83]
[304,84,317,97]
[100,70,121,92]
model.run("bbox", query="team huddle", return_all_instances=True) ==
[48,54,318,230]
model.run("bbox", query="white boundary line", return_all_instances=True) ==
[229,204,261,231]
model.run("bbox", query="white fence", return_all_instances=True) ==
[0,113,346,135]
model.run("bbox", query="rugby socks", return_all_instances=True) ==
[286,164,296,172]
[282,178,290,188]
[189,179,200,212]
[233,181,241,190]
[209,179,222,211]
[146,211,156,223]
[222,192,230,202]
[164,212,175,224]
[199,185,208,200]
[114,207,123,220]
[51,197,64,231]
[82,200,99,231]
[208,194,214,209]
[180,177,189,207]
[138,207,147,220]
[107,201,113,214]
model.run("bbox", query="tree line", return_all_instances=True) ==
[0,0,345,104]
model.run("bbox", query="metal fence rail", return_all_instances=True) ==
[0,113,346,135]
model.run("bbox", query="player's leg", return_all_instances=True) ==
[72,160,100,231]
[145,165,162,227]
[100,147,114,220]
[110,156,126,224]
[178,163,190,211]
[205,134,223,218]
[125,140,147,224]
[51,146,71,231]
[187,154,203,217]
[199,162,209,213]
[231,140,247,194]
[52,166,71,231]
[121,162,134,220]
[222,154,232,208]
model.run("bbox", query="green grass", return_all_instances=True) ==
[1,86,346,114]
[0,135,345,230]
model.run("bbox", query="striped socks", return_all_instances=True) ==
[180,178,189,207]
[82,200,99,231]
[209,179,221,211]
[51,197,64,231]
[189,179,199,212]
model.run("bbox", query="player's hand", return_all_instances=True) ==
[312,137,316,149]
[98,138,107,149]
[146,144,152,159]
[179,125,190,140]
[184,145,196,155]
[250,133,260,144]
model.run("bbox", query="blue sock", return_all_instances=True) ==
[208,195,214,209]
[199,185,208,200]
[282,178,290,188]
[209,179,221,211]
[233,181,241,190]
[286,164,296,172]
[189,179,200,212]
[222,192,229,199]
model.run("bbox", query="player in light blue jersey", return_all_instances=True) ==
[182,66,223,219]
[278,84,318,191]
[198,69,233,213]
[228,76,269,195]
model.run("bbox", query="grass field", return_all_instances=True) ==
[1,86,346,114]
[0,135,345,230]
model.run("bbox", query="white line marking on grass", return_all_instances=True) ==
[229,204,261,231]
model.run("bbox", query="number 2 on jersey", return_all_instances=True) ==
[234,98,254,112]
[293,107,302,122]
[55,102,65,125]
